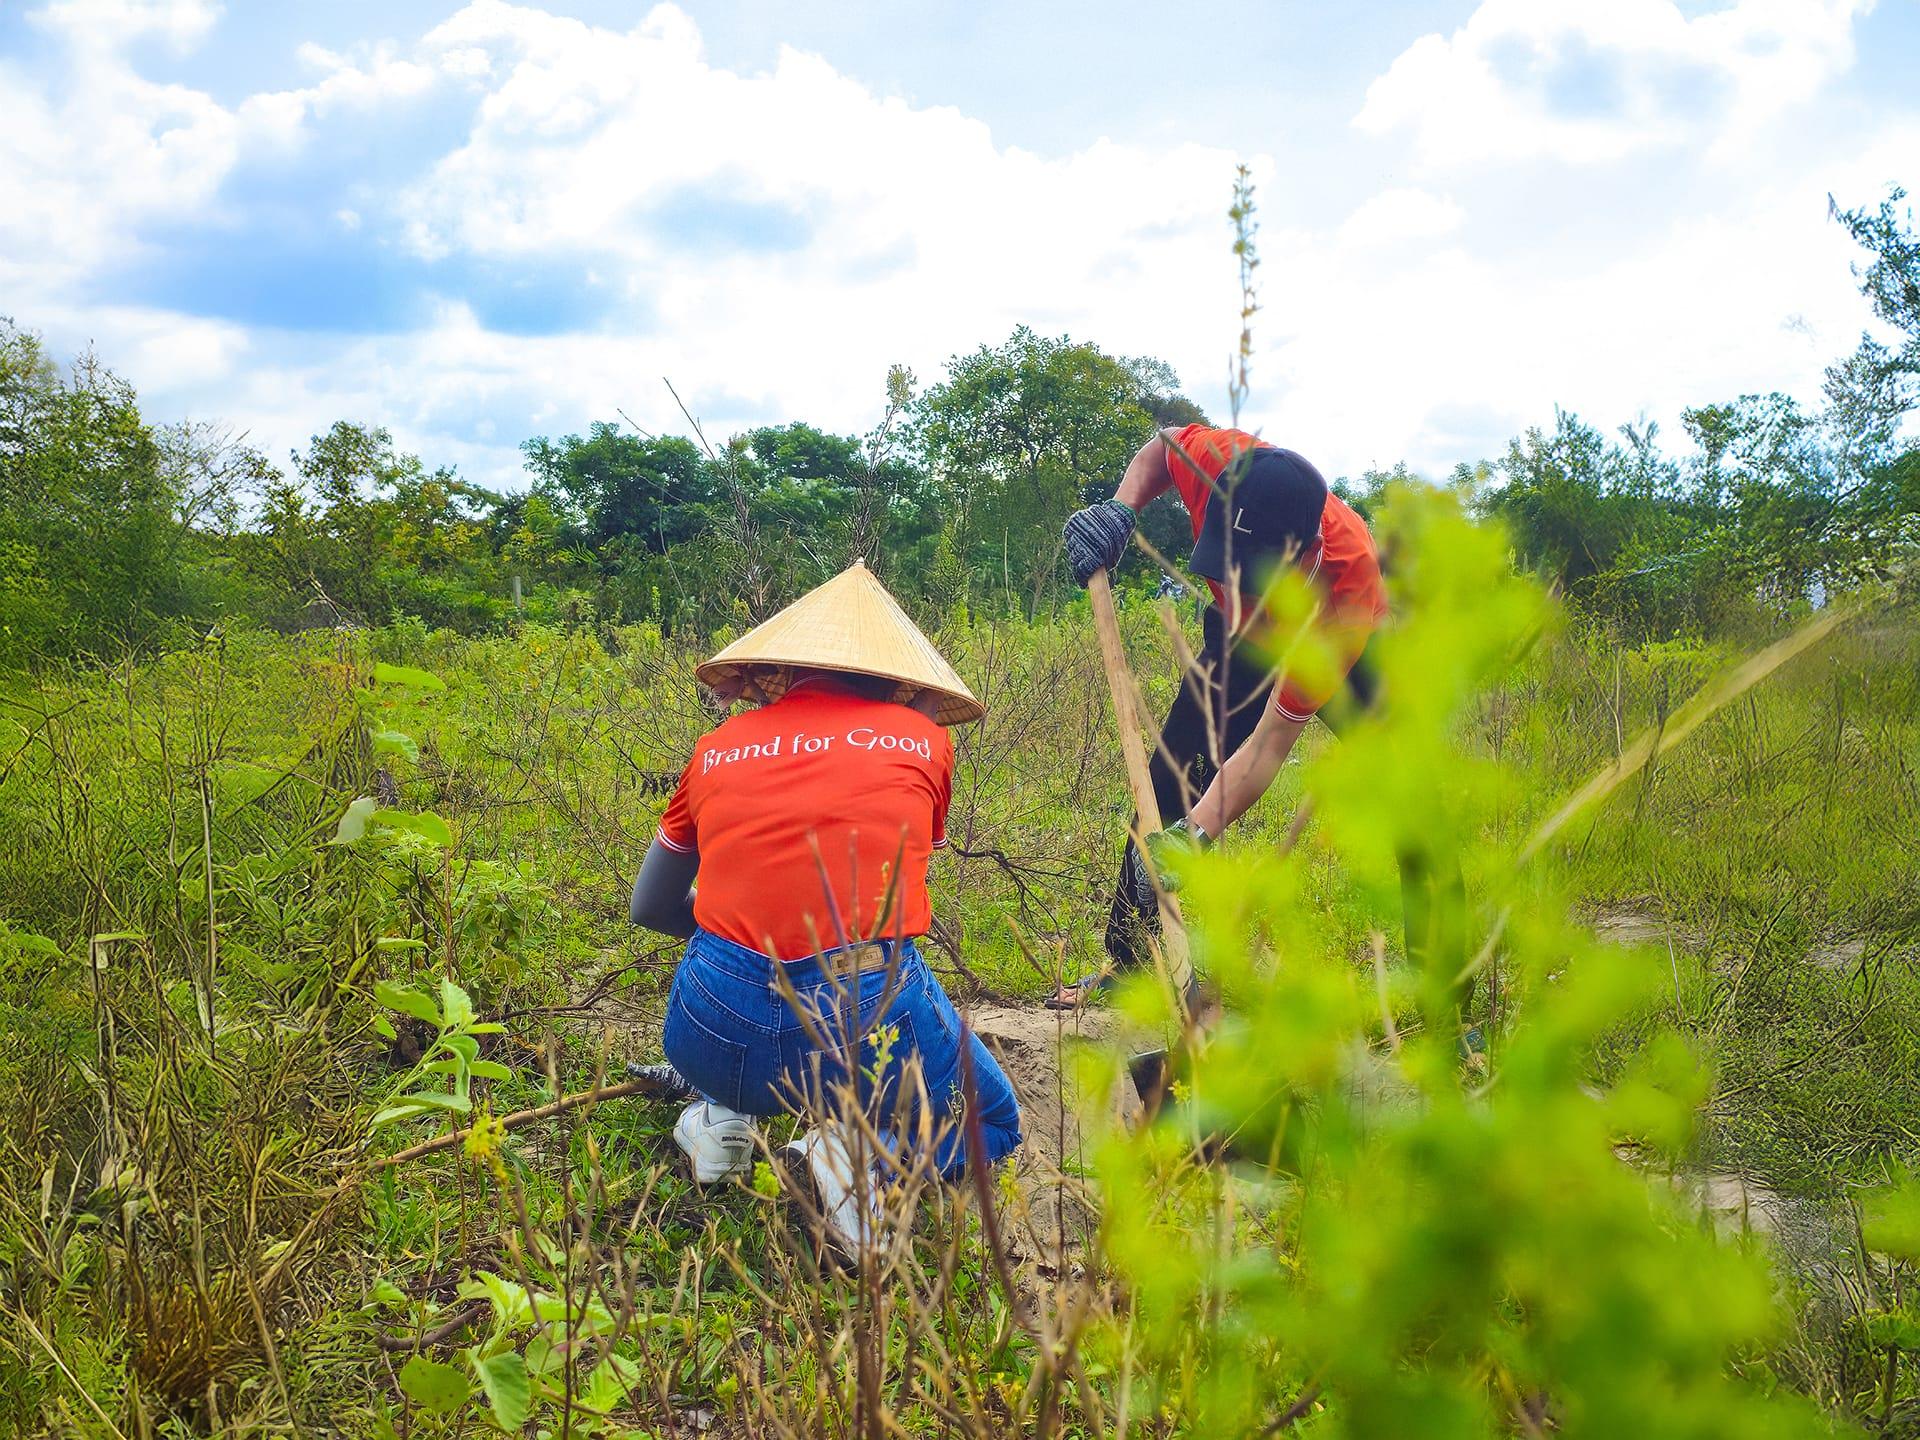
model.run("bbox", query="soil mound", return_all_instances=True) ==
[966,1004,1148,1267]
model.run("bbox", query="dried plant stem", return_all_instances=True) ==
[365,1078,661,1171]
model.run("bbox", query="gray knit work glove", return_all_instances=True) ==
[1063,499,1137,585]
[1122,818,1209,910]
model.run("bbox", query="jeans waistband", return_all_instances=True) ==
[687,927,920,989]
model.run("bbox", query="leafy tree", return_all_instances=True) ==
[915,327,1202,610]
[0,320,247,660]
[1483,410,1636,590]
[1826,189,1920,568]
[264,422,502,627]
[1835,187,1920,360]
[520,424,713,553]
[1683,394,1835,603]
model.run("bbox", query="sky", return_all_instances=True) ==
[1,0,1916,490]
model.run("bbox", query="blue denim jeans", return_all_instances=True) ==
[662,929,1022,1179]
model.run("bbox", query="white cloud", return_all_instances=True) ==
[0,12,439,295]
[33,0,221,52]
[1254,117,1919,478]
[1356,0,1874,168]
[238,42,437,147]
[0,0,1910,492]
[1339,187,1464,245]
[0,50,239,286]
[371,2,1252,440]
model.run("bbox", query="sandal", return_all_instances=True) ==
[1043,970,1119,1011]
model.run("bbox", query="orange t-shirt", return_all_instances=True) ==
[1163,423,1390,720]
[656,678,952,960]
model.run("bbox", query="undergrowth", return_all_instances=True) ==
[1,491,1916,1436]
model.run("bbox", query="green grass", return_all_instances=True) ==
[1,578,1916,1436]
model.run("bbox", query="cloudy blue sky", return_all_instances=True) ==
[2,0,1915,488]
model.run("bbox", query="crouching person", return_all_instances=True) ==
[628,560,1021,1253]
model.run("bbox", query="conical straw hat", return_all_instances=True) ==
[697,560,985,726]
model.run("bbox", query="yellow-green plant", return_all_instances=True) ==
[1089,483,1837,1436]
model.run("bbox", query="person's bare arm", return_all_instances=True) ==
[1113,431,1180,510]
[1188,704,1308,837]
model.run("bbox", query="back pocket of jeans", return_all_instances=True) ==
[861,1007,930,1118]
[663,992,750,1112]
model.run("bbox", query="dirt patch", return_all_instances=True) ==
[965,1004,1149,1267]
[1591,905,1672,949]
[1616,1145,1810,1242]
[1807,935,1866,973]
[1673,1169,1790,1239]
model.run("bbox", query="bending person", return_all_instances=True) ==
[1054,423,1466,1008]
[628,560,1021,1252]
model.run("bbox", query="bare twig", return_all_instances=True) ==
[365,1077,672,1171]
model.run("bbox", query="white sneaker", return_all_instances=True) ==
[782,1124,881,1256]
[673,1100,757,1183]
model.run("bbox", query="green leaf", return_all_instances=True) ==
[471,1351,531,1431]
[1866,1312,1920,1351]
[371,1101,435,1126]
[333,796,379,845]
[374,808,454,848]
[370,728,420,763]
[375,936,428,952]
[531,1290,614,1331]
[1863,1176,1920,1261]
[457,1272,535,1330]
[397,1355,469,1414]
[370,1279,408,1308]
[439,975,475,1028]
[373,1089,471,1126]
[442,1033,479,1062]
[372,1014,397,1041]
[9,932,63,957]
[581,1354,638,1412]
[373,661,447,692]
[522,1333,560,1378]
[217,760,284,805]
[374,980,441,1027]
[399,1090,471,1114]
[469,1060,512,1082]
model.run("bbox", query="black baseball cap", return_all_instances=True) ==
[1189,446,1330,594]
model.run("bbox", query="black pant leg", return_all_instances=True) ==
[1102,654,1209,973]
[1102,610,1273,973]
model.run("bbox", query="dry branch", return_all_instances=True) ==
[365,1076,676,1171]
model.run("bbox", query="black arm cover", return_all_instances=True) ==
[630,836,699,938]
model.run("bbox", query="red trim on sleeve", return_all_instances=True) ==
[656,761,696,853]
[1272,690,1319,723]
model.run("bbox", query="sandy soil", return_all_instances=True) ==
[964,1004,1149,1267]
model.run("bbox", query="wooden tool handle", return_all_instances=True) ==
[1088,569,1163,834]
[1086,570,1193,994]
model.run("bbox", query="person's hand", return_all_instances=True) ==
[1146,817,1209,886]
[704,671,747,703]
[1063,499,1137,585]
[1123,817,1210,908]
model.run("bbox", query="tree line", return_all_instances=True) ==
[3,190,1915,667]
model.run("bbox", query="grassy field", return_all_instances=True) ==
[2,532,1917,1435]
